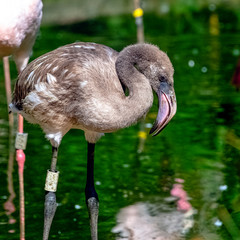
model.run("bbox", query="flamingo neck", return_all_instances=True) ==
[114,51,154,129]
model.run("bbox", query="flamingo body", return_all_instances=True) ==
[0,0,43,71]
[1,1,42,239]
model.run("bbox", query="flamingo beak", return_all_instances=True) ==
[149,82,177,136]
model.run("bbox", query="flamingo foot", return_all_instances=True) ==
[87,197,99,240]
[43,192,57,240]
[43,169,59,240]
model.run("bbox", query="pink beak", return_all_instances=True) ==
[150,82,177,136]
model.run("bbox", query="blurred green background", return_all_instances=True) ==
[41,0,240,27]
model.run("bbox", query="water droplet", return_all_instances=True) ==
[209,3,216,11]
[233,48,240,56]
[145,123,153,128]
[219,185,227,191]
[188,60,195,67]
[74,204,81,209]
[95,181,101,185]
[201,67,208,73]
[160,3,170,14]
[214,219,222,227]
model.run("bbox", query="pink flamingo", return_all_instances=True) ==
[0,1,43,239]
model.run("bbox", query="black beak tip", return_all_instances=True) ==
[149,128,154,135]
[149,129,160,137]
[149,127,160,137]
[149,122,157,135]
[149,122,169,137]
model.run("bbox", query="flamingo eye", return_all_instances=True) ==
[159,75,167,82]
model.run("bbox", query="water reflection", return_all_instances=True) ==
[112,179,194,240]
[209,13,220,36]
[170,178,192,212]
[2,117,16,234]
[232,58,240,90]
[4,146,16,233]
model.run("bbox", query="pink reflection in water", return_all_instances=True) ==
[3,130,17,232]
[112,180,195,239]
[112,178,195,239]
[232,58,240,90]
[170,179,192,212]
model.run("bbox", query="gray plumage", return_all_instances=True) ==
[10,41,177,240]
[11,42,176,146]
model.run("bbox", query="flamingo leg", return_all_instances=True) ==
[3,56,26,240]
[85,143,99,240]
[43,146,59,240]
[16,114,27,240]
[3,56,17,232]
[3,57,14,127]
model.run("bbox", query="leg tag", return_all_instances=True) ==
[44,170,59,192]
[15,133,28,150]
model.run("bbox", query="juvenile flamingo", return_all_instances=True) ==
[0,0,43,238]
[10,42,177,240]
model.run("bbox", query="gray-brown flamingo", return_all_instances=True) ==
[0,1,42,239]
[9,42,177,240]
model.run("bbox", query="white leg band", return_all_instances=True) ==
[44,170,59,192]
[15,133,28,150]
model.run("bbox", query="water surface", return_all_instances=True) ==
[1,15,240,240]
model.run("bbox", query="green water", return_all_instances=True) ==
[1,14,240,240]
